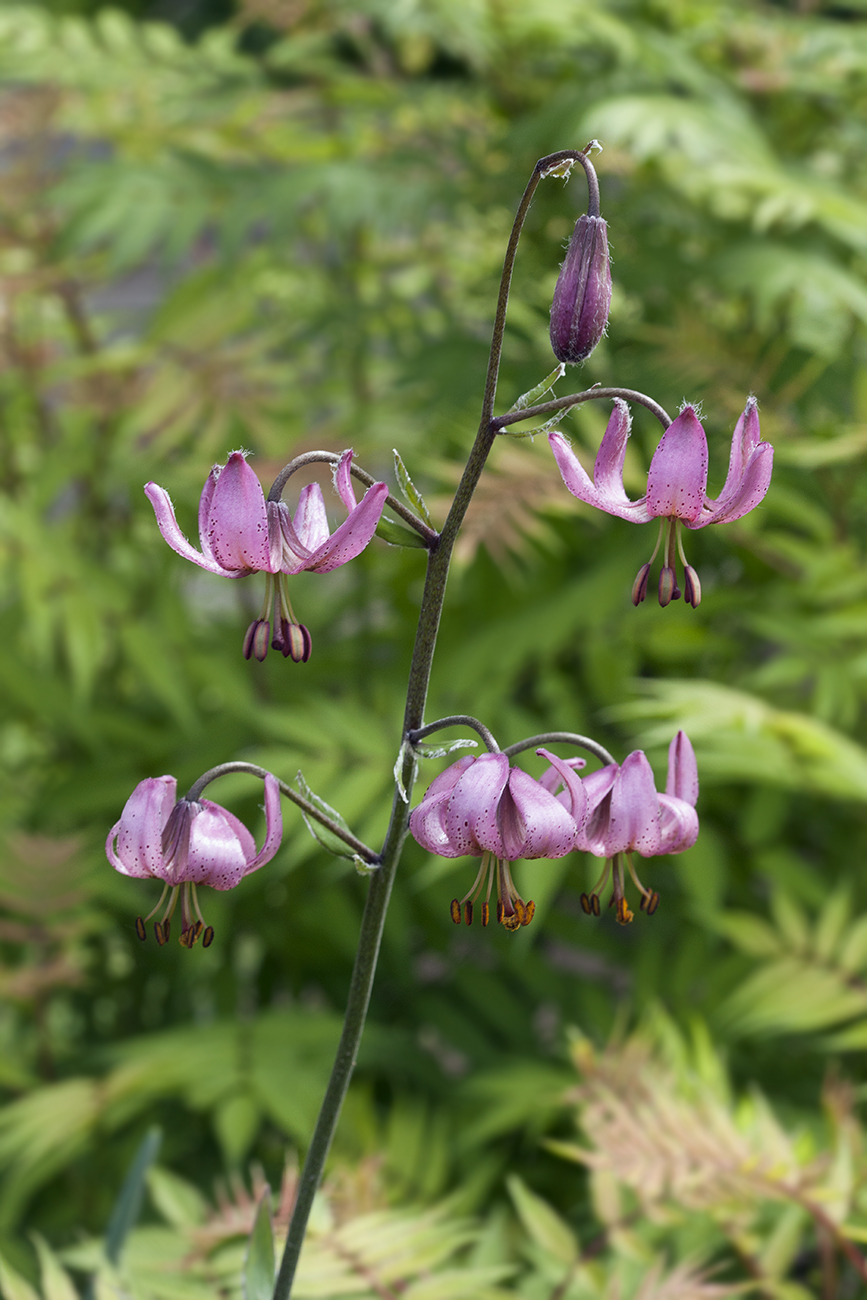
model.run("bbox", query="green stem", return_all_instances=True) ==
[271,150,584,1300]
[186,761,379,863]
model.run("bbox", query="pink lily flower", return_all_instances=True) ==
[548,397,773,608]
[106,773,283,947]
[145,450,388,661]
[576,730,698,925]
[409,749,587,930]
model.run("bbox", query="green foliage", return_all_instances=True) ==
[3,0,867,1293]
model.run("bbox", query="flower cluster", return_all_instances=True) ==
[106,774,282,947]
[549,398,773,607]
[146,450,388,661]
[409,733,697,928]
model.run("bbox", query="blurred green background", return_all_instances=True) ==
[4,0,867,1294]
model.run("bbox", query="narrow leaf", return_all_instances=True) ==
[376,516,428,548]
[31,1237,77,1300]
[506,1174,577,1265]
[393,450,431,523]
[0,1253,40,1300]
[244,1190,275,1300]
[104,1127,162,1265]
[296,771,357,860]
[505,364,565,415]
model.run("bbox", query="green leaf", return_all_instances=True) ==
[376,516,428,548]
[393,449,431,524]
[145,1166,209,1229]
[30,1237,77,1300]
[244,1191,275,1300]
[104,1127,162,1265]
[0,1253,40,1300]
[506,1174,577,1265]
[295,770,358,860]
[505,364,565,415]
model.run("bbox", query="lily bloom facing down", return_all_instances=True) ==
[145,450,388,661]
[577,730,698,925]
[409,749,587,930]
[548,398,773,607]
[106,774,282,947]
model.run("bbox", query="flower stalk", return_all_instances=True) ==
[271,147,594,1300]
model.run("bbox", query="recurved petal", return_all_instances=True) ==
[694,441,773,528]
[573,764,618,855]
[499,767,578,860]
[607,751,662,856]
[334,450,358,514]
[291,483,331,555]
[537,755,585,794]
[197,467,219,565]
[657,794,699,855]
[708,397,761,516]
[645,407,708,524]
[666,731,698,806]
[304,481,388,573]
[444,752,510,856]
[146,483,235,577]
[593,401,639,513]
[536,748,587,829]
[106,775,177,878]
[206,453,274,573]
[245,773,284,874]
[409,756,477,857]
[548,432,607,511]
[181,802,255,890]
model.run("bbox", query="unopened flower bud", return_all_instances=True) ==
[550,214,612,364]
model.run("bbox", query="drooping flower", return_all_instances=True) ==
[576,730,698,925]
[145,450,388,661]
[548,398,773,607]
[106,774,283,947]
[409,749,587,930]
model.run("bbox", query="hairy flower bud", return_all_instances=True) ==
[549,214,612,364]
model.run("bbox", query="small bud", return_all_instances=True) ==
[683,565,701,608]
[550,215,612,364]
[631,562,651,606]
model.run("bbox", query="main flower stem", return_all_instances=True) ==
[271,150,587,1300]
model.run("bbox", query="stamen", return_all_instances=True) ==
[450,899,461,924]
[480,901,490,926]
[521,900,535,925]
[676,524,702,608]
[140,880,171,927]
[135,917,147,941]
[203,926,215,947]
[464,900,473,926]
[615,897,634,925]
